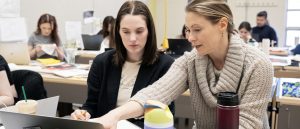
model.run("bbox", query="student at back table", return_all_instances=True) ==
[97,16,115,53]
[252,11,278,46]
[28,13,65,60]
[71,1,175,127]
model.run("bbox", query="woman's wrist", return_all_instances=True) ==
[108,109,122,121]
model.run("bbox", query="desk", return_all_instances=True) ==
[42,74,87,104]
[76,50,99,64]
[9,64,89,104]
[12,63,300,129]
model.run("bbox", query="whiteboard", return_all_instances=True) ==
[0,17,27,42]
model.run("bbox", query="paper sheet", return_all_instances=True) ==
[88,119,141,129]
[65,21,83,49]
[117,120,141,129]
[52,69,89,78]
[0,0,20,17]
[0,17,27,42]
[40,44,56,55]
[83,10,94,24]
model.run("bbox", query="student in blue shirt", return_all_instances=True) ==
[252,11,278,46]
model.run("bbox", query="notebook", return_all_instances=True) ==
[0,42,31,65]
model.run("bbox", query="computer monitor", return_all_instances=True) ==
[81,34,103,50]
[0,111,104,129]
[167,39,192,58]
[0,42,31,65]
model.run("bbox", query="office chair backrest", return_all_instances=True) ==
[81,34,103,50]
[11,70,47,102]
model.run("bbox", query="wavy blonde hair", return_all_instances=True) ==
[186,0,234,39]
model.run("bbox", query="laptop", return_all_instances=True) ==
[0,96,59,117]
[0,111,103,129]
[167,39,192,58]
[0,42,31,65]
[81,34,103,50]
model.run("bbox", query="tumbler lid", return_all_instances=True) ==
[217,92,239,106]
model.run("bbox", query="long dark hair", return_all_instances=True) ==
[238,21,251,32]
[113,1,158,67]
[97,16,115,38]
[34,13,60,46]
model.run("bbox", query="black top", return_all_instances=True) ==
[252,25,278,46]
[0,55,13,85]
[82,49,175,127]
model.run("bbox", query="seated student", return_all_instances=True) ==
[176,25,188,39]
[97,16,115,53]
[291,44,300,55]
[28,13,65,60]
[238,21,257,45]
[71,1,175,127]
[0,55,17,107]
[252,11,278,46]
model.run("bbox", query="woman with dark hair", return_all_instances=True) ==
[88,0,273,129]
[238,21,256,44]
[28,13,65,60]
[98,16,115,53]
[177,25,187,39]
[71,1,174,127]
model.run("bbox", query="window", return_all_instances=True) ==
[286,0,300,47]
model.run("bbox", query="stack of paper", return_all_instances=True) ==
[117,120,141,129]
[37,58,61,65]
[52,69,88,78]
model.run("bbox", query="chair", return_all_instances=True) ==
[11,70,47,102]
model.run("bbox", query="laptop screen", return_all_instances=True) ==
[81,34,103,50]
[167,39,192,57]
[0,42,31,65]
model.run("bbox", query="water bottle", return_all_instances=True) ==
[217,92,239,129]
[144,100,173,129]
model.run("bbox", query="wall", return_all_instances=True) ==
[227,0,287,46]
[154,0,187,47]
[20,0,287,46]
[153,0,286,47]
[20,0,124,43]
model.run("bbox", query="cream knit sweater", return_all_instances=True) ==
[131,35,273,129]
